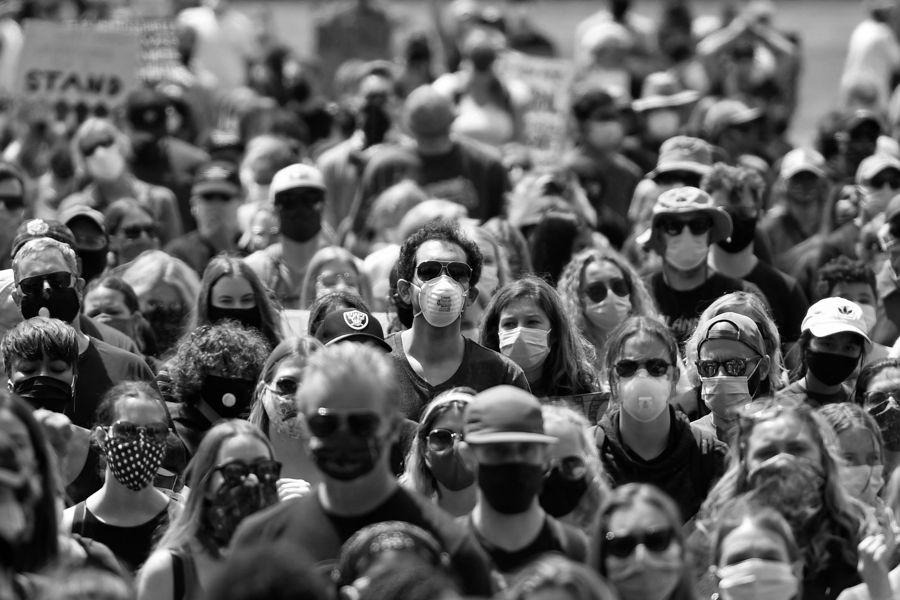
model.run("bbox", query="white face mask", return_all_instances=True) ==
[498,326,551,374]
[841,464,885,506]
[413,275,466,328]
[645,110,681,141]
[618,373,671,422]
[587,120,625,152]
[860,303,877,333]
[717,559,799,600]
[701,375,752,424]
[585,293,632,331]
[87,145,126,181]
[664,230,709,271]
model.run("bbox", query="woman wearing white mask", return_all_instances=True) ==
[593,316,725,522]
[558,247,660,369]
[459,224,511,341]
[479,275,600,399]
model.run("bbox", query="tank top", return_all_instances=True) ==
[70,501,171,572]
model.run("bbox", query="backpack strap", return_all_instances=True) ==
[170,551,185,600]
[71,501,87,537]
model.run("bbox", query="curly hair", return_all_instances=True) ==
[479,275,600,396]
[1,317,78,377]
[815,255,876,301]
[818,402,885,463]
[167,322,270,405]
[855,358,900,401]
[505,554,618,600]
[700,162,766,208]
[397,221,482,290]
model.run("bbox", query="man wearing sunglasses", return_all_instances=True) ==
[463,386,588,578]
[231,343,494,596]
[165,161,243,275]
[390,222,529,421]
[646,186,754,345]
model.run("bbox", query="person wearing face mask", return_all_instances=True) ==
[231,342,495,597]
[137,420,281,600]
[857,153,900,227]
[837,110,885,182]
[626,72,699,174]
[646,186,759,346]
[164,322,270,457]
[165,161,243,276]
[59,118,182,246]
[563,84,642,247]
[84,277,159,366]
[389,222,528,421]
[704,163,809,346]
[245,163,336,310]
[479,276,600,398]
[778,297,871,407]
[593,316,725,522]
[58,205,110,285]
[856,359,900,477]
[462,386,588,579]
[401,390,478,517]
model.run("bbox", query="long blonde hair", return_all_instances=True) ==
[298,246,372,309]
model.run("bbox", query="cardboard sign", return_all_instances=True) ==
[17,20,142,119]
[495,51,574,164]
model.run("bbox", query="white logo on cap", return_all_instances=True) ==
[343,310,369,331]
[205,166,230,181]
[26,220,48,235]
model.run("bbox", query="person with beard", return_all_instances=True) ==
[60,382,179,573]
[59,118,182,246]
[704,163,808,345]
[164,161,243,275]
[317,62,403,234]
[193,257,282,351]
[778,298,871,407]
[245,163,335,310]
[137,420,281,600]
[57,206,109,285]
[231,342,494,596]
[163,322,270,456]
[10,238,154,430]
[461,385,588,579]
[0,161,25,271]
[700,398,867,600]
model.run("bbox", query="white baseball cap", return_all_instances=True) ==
[269,163,326,200]
[801,297,872,348]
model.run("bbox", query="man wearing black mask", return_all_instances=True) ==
[58,206,108,284]
[317,62,400,234]
[704,163,808,345]
[245,163,334,309]
[10,236,153,428]
[231,342,494,597]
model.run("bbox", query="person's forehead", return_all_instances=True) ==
[621,332,668,358]
[86,287,126,307]
[813,331,862,346]
[584,259,623,282]
[415,240,466,263]
[546,422,582,457]
[831,281,874,300]
[500,297,544,318]
[699,338,757,360]
[212,275,253,294]
[114,395,164,422]
[838,427,877,455]
[720,522,788,562]
[16,249,72,278]
[432,406,464,430]
[869,368,900,391]
[608,501,668,533]
[750,415,812,446]
[303,373,385,412]
[216,434,270,465]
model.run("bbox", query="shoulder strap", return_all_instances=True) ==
[72,501,87,536]
[171,551,185,600]
[591,424,606,450]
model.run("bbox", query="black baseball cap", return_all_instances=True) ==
[314,308,390,352]
[192,161,241,197]
[11,219,77,258]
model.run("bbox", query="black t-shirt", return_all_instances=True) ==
[230,486,495,597]
[465,514,588,575]
[73,339,155,428]
[386,334,529,421]
[69,501,170,572]
[647,271,749,346]
[744,260,809,344]
[417,139,508,222]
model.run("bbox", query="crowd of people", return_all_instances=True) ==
[5,0,900,599]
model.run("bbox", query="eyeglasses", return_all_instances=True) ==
[870,170,900,190]
[213,458,282,487]
[658,216,712,236]
[81,137,115,157]
[267,377,298,397]
[18,271,74,296]
[317,272,359,288]
[306,407,383,438]
[107,420,169,444]
[415,261,472,284]
[614,358,671,378]
[120,224,158,240]
[0,195,24,211]
[654,171,702,187]
[605,527,676,558]
[549,456,587,481]
[696,357,760,378]
[584,278,630,303]
[426,428,463,452]
[864,389,900,408]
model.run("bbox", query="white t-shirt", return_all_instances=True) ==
[842,18,900,108]
[177,6,258,91]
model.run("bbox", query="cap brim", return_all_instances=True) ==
[650,162,712,180]
[193,181,240,196]
[781,165,825,180]
[465,432,558,445]
[632,90,700,112]
[806,323,872,348]
[272,183,327,197]
[325,333,391,353]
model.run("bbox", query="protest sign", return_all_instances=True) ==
[94,19,181,85]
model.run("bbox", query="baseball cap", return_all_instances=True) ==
[314,308,391,352]
[632,71,700,113]
[58,204,105,233]
[57,205,107,250]
[650,136,713,180]
[780,147,826,180]
[844,109,883,135]
[697,312,766,357]
[651,186,733,244]
[192,161,241,197]
[855,153,900,185]
[11,219,76,258]
[403,85,455,139]
[703,99,763,138]
[801,297,871,347]
[269,163,326,199]
[464,386,557,445]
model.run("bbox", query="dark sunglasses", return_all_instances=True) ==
[659,216,712,236]
[199,192,235,202]
[426,428,463,452]
[614,358,671,378]
[317,272,358,288]
[584,278,630,303]
[605,527,676,558]
[120,224,158,240]
[81,137,115,157]
[696,357,758,378]
[870,170,900,190]
[654,171,702,187]
[415,260,472,284]
[267,377,298,397]
[18,271,73,296]
[864,390,900,408]
[107,420,169,444]
[306,407,382,438]
[213,458,282,487]
[0,195,24,211]
[549,456,587,481]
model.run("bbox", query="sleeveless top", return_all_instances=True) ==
[170,549,202,600]
[71,501,171,572]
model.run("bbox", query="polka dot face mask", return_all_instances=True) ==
[103,421,168,491]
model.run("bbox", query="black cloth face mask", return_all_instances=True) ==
[20,288,80,323]
[199,375,256,420]
[207,306,262,331]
